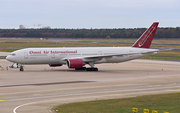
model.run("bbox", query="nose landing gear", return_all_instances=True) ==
[20,66,24,71]
[9,63,24,71]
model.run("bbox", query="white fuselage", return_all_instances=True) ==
[6,47,158,65]
[6,22,160,71]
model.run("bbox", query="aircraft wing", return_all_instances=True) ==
[62,50,158,61]
[61,53,128,61]
[82,53,132,59]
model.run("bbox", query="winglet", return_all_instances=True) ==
[132,22,159,48]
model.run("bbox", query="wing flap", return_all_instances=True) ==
[62,53,134,61]
[141,50,159,54]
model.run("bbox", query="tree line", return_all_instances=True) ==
[0,27,180,38]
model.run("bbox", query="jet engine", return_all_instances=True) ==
[67,59,83,68]
[49,64,62,67]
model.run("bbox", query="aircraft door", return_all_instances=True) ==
[129,51,133,57]
[24,52,28,59]
[98,51,102,55]
[50,52,57,63]
[51,53,55,58]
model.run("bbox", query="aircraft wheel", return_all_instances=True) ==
[86,68,90,71]
[94,68,98,71]
[82,67,86,70]
[20,66,24,71]
[93,68,98,71]
[86,67,98,71]
[86,68,92,71]
[20,68,24,71]
[75,67,86,71]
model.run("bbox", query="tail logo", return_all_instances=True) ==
[138,27,156,47]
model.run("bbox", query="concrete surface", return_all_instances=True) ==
[0,52,10,56]
[0,59,180,113]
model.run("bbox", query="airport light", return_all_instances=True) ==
[152,110,158,113]
[144,109,149,113]
[132,108,138,113]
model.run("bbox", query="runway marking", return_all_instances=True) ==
[147,85,161,87]
[0,100,6,101]
[0,74,8,76]
[96,76,161,82]
[8,85,180,102]
[13,95,109,113]
[0,81,93,88]
[33,94,40,96]
[155,85,162,87]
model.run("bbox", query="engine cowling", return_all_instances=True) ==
[49,64,62,67]
[67,59,83,68]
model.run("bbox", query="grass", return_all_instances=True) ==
[0,38,180,48]
[54,92,180,113]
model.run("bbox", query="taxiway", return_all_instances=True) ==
[0,59,180,113]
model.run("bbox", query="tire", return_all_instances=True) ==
[94,68,98,71]
[82,67,86,70]
[86,68,90,71]
[20,68,24,71]
[75,67,86,71]
[86,68,98,71]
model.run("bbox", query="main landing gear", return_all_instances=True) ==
[86,67,98,71]
[75,67,86,71]
[75,67,98,71]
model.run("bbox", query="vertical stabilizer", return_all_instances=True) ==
[132,22,159,48]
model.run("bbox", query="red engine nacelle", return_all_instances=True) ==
[67,59,83,68]
[49,64,62,67]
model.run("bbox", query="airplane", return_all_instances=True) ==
[6,22,159,71]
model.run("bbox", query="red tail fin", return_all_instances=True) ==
[132,22,159,48]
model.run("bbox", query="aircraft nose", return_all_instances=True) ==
[6,55,13,62]
[6,55,11,61]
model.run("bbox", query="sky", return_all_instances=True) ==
[0,0,179,29]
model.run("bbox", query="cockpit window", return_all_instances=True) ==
[10,53,16,56]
